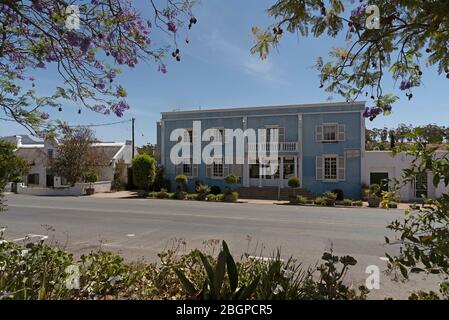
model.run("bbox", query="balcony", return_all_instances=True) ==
[247,142,298,153]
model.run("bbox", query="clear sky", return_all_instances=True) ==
[1,0,448,146]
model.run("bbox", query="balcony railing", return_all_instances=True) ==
[248,142,298,153]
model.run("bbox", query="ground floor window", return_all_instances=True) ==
[370,172,389,191]
[324,156,337,180]
[415,172,428,199]
[213,162,224,178]
[27,173,39,185]
[183,163,192,177]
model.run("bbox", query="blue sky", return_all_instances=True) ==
[1,0,448,145]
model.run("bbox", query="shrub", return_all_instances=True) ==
[288,176,300,189]
[343,199,353,206]
[186,194,197,201]
[352,200,363,207]
[132,154,156,191]
[314,197,326,206]
[153,166,170,192]
[332,189,344,201]
[380,190,400,209]
[225,173,238,185]
[196,185,210,201]
[323,191,337,206]
[206,194,218,201]
[224,191,239,202]
[210,186,221,195]
[157,188,168,199]
[296,195,308,205]
[175,175,188,192]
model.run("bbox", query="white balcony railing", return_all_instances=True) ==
[247,142,298,153]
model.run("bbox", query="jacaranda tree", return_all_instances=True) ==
[0,0,197,132]
[251,0,449,120]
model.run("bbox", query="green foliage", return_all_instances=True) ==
[314,197,326,206]
[352,200,363,207]
[252,0,449,116]
[225,174,238,185]
[380,190,400,209]
[132,154,156,191]
[0,140,29,211]
[386,139,449,299]
[175,175,188,193]
[296,195,308,205]
[83,171,98,184]
[186,194,197,201]
[343,199,353,206]
[287,176,300,189]
[323,192,337,206]
[196,184,211,201]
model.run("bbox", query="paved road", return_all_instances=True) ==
[0,194,439,299]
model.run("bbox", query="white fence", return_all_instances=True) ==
[16,181,112,196]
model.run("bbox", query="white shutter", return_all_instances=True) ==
[206,164,212,178]
[316,125,323,142]
[338,155,345,181]
[176,164,183,175]
[278,127,285,143]
[316,156,323,180]
[183,130,190,142]
[223,164,229,178]
[192,164,198,178]
[338,124,346,141]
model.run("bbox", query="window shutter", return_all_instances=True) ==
[316,125,323,142]
[232,164,242,178]
[183,130,190,142]
[278,127,285,143]
[176,164,183,175]
[223,164,230,178]
[192,164,198,178]
[316,156,323,180]
[206,164,212,178]
[338,155,345,181]
[338,124,346,141]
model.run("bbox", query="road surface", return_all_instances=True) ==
[1,194,439,299]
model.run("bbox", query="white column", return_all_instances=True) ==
[161,120,165,167]
[279,156,284,188]
[297,114,303,182]
[242,116,250,187]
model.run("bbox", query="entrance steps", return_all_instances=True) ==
[236,187,315,201]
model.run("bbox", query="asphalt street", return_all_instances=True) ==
[1,194,440,299]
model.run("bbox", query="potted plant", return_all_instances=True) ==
[367,184,381,208]
[224,174,238,202]
[175,175,188,200]
[84,172,98,195]
[288,176,300,204]
[11,176,23,193]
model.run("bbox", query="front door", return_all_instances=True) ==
[249,156,297,187]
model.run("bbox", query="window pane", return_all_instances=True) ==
[323,125,337,141]
[324,157,337,180]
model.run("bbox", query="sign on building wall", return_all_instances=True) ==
[345,149,361,158]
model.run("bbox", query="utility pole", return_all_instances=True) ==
[132,117,135,159]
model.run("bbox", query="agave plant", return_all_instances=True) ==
[174,241,260,300]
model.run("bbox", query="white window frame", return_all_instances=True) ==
[323,123,338,142]
[176,157,198,178]
[323,154,338,181]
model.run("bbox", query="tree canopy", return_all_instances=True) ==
[252,0,449,120]
[0,0,197,132]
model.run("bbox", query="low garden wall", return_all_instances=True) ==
[16,181,112,196]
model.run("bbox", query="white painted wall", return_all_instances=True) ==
[16,181,112,196]
[364,151,449,202]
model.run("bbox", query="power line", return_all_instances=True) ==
[67,119,132,128]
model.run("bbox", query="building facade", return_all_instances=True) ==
[157,101,366,199]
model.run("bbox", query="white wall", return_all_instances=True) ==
[16,181,112,196]
[364,151,449,201]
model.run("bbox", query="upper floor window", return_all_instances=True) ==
[316,123,346,142]
[47,149,54,159]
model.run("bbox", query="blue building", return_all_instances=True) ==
[156,101,366,199]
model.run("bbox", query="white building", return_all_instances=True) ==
[364,151,449,202]
[5,135,134,193]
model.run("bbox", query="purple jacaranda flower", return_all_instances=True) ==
[40,112,50,120]
[29,76,35,81]
[36,61,45,68]
[158,64,167,74]
[351,5,366,19]
[96,82,105,90]
[363,107,371,118]
[167,22,177,32]
[32,0,45,12]
[46,50,58,62]
[66,32,81,47]
[80,37,92,53]
[73,134,82,141]
[399,80,413,91]
[111,100,130,117]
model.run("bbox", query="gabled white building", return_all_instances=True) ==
[7,135,134,190]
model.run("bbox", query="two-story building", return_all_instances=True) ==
[157,101,366,199]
